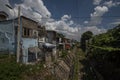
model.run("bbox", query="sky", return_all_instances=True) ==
[0,0,120,40]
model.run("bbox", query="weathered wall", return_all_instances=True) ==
[55,60,70,80]
[22,38,38,49]
[22,16,37,29]
[0,20,14,51]
[46,32,54,43]
[46,31,56,44]
[22,38,38,63]
[53,52,75,80]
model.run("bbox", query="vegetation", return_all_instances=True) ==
[85,24,120,80]
[80,31,93,51]
[73,48,96,80]
[60,50,68,58]
[0,54,24,80]
[56,33,65,38]
[0,54,56,80]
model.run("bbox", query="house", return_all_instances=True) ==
[56,33,65,50]
[42,30,57,66]
[0,15,40,64]
[37,25,46,61]
[38,25,46,48]
[19,16,39,63]
[46,30,57,44]
[64,38,71,50]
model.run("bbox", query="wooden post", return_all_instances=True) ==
[16,6,21,63]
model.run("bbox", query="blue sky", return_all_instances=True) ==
[9,0,120,28]
[43,0,93,20]
[45,0,120,28]
[0,0,120,40]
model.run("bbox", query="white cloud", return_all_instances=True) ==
[72,26,107,40]
[0,0,109,41]
[16,0,51,22]
[33,12,42,21]
[104,0,120,8]
[45,15,80,40]
[0,0,80,40]
[88,0,120,27]
[0,0,51,22]
[69,20,74,25]
[23,0,51,18]
[0,0,14,19]
[93,0,102,5]
[91,6,108,17]
[61,15,71,21]
[89,6,108,26]
[111,22,120,25]
[111,19,120,25]
[45,14,107,41]
[84,21,88,24]
[82,26,106,34]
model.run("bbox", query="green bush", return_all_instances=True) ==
[61,50,68,58]
[0,56,24,80]
[0,54,44,80]
[86,24,120,79]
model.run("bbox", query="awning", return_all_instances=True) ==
[42,43,56,49]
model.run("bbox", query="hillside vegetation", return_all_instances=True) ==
[83,24,120,80]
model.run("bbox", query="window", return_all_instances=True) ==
[23,27,31,37]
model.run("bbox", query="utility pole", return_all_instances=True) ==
[16,6,21,63]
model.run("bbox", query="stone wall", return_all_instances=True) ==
[53,51,75,80]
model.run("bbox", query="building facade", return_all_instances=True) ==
[0,16,40,64]
[0,20,14,52]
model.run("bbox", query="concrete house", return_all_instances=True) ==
[19,16,39,63]
[46,30,57,44]
[43,30,57,67]
[0,15,40,64]
[37,25,46,61]
[38,25,46,48]
[56,33,65,50]
[64,38,72,50]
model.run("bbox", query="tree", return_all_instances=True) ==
[80,31,93,51]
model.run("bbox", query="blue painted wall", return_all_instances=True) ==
[0,20,15,51]
[22,38,38,63]
[22,38,38,49]
[0,18,38,63]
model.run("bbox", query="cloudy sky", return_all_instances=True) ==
[0,0,120,40]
